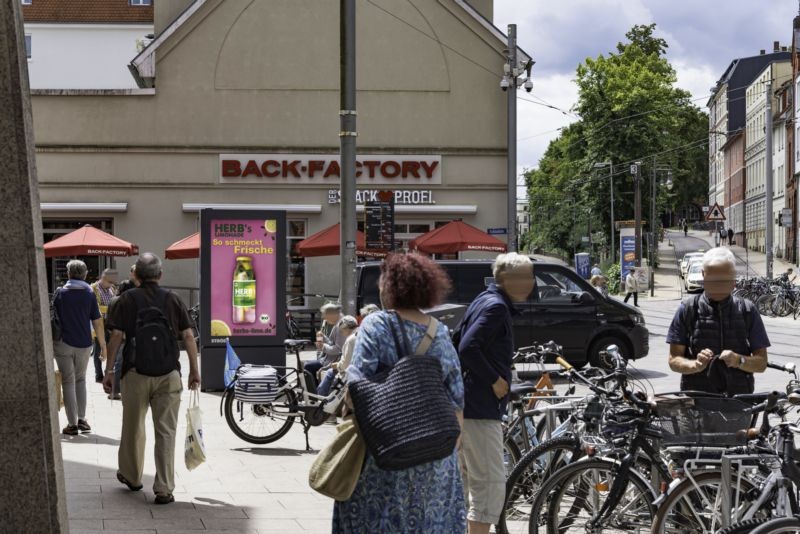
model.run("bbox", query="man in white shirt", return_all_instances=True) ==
[623,267,640,307]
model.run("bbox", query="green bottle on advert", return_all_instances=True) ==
[233,256,256,324]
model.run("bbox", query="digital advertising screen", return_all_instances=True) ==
[200,209,287,348]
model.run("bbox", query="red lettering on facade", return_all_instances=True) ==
[401,161,421,178]
[241,160,263,178]
[282,160,301,178]
[308,160,325,178]
[221,160,242,177]
[355,161,363,178]
[381,161,401,178]
[261,160,280,177]
[420,161,439,179]
[362,160,380,178]
[324,161,341,178]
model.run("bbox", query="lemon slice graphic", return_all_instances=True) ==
[210,319,231,337]
[264,219,277,233]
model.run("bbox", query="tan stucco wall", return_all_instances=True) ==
[32,0,511,295]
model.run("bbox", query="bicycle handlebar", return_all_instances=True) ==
[768,361,797,375]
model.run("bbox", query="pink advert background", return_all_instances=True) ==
[209,218,278,338]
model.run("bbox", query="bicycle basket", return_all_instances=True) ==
[234,364,280,404]
[653,395,754,446]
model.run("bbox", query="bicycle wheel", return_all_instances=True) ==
[223,387,297,444]
[750,517,800,533]
[757,294,776,317]
[498,435,582,534]
[529,457,656,533]
[651,470,760,534]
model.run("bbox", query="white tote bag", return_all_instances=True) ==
[184,390,206,470]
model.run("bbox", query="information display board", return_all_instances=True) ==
[199,209,287,389]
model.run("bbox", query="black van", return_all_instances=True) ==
[356,260,649,368]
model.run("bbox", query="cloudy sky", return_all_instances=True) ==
[493,0,799,191]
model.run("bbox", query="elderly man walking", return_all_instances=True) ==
[666,247,769,395]
[53,260,107,435]
[456,252,535,534]
[104,253,200,504]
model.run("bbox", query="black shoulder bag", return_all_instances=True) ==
[348,312,461,471]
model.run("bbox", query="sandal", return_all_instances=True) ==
[154,493,174,505]
[116,471,143,492]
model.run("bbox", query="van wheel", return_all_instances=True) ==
[589,336,628,369]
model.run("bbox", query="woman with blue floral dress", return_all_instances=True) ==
[332,253,466,534]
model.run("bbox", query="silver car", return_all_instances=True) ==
[680,252,704,279]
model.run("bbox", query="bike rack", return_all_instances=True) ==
[719,454,753,529]
[526,396,587,440]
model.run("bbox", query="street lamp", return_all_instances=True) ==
[594,161,615,263]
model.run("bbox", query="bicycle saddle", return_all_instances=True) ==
[510,381,540,400]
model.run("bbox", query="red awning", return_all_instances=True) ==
[165,232,199,260]
[44,224,139,258]
[409,220,507,254]
[296,223,387,258]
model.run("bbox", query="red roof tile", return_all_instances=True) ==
[22,0,154,24]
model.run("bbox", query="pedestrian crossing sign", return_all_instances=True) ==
[706,203,726,221]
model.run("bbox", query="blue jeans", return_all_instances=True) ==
[317,369,337,396]
[105,347,123,396]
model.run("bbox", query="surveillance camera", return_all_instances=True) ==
[524,79,533,92]
[500,78,510,91]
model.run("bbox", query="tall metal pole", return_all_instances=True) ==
[765,80,774,279]
[339,0,357,315]
[507,24,518,252]
[650,157,657,296]
[634,162,642,267]
[610,163,615,264]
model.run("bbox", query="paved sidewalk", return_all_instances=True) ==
[61,352,336,534]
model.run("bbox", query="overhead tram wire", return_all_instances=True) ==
[518,71,795,146]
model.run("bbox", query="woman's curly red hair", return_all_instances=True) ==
[379,253,452,310]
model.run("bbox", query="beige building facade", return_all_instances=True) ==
[31,0,527,298]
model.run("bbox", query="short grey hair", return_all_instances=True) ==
[360,303,381,317]
[702,247,736,271]
[492,252,533,279]
[135,252,162,281]
[66,259,88,280]
[101,268,118,279]
[338,315,358,331]
[320,302,342,314]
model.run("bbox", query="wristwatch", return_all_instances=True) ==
[739,355,746,367]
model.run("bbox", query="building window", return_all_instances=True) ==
[129,0,151,5]
[24,34,31,58]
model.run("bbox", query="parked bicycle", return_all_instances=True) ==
[220,339,345,450]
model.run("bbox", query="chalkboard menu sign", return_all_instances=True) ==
[365,190,395,253]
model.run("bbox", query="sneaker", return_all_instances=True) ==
[62,425,79,436]
[154,493,175,505]
[107,394,121,400]
[77,419,91,433]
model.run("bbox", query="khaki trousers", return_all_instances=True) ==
[460,419,505,524]
[119,370,182,495]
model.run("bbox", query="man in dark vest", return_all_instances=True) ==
[666,247,769,394]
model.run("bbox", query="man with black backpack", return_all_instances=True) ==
[666,247,770,395]
[103,253,200,505]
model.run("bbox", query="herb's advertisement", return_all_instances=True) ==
[201,210,287,346]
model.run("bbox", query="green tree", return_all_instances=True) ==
[526,24,708,259]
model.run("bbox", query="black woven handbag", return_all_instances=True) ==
[348,313,461,471]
